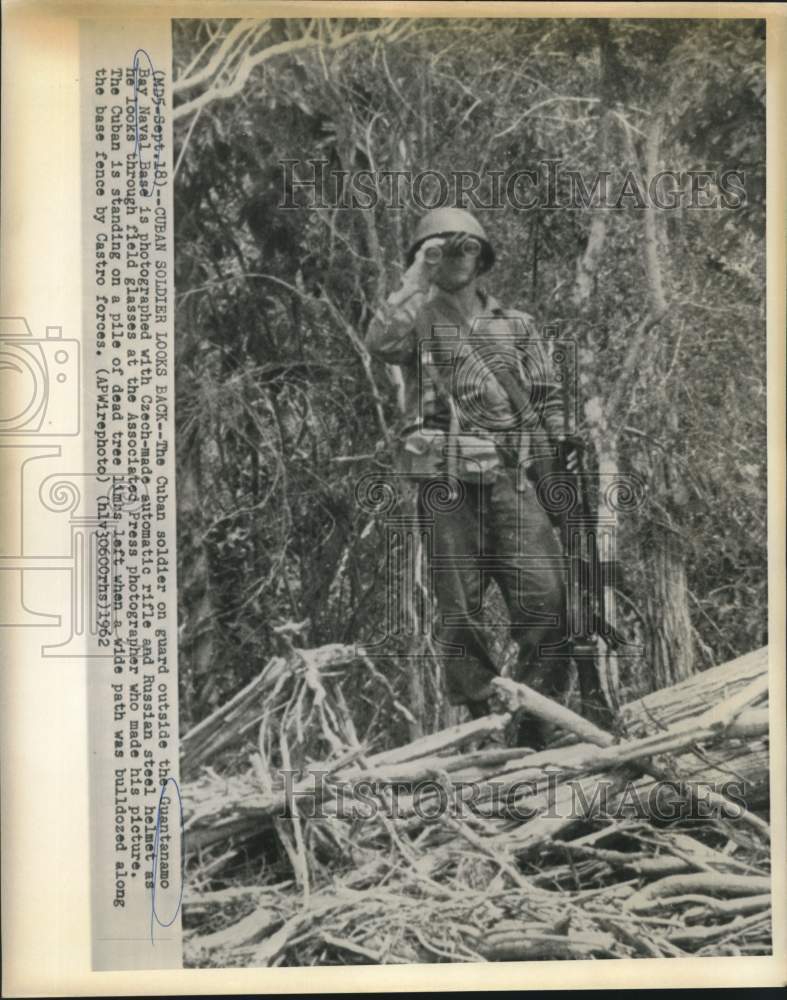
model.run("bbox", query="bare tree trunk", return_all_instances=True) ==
[639,120,695,688]
[571,23,614,311]
[646,521,695,688]
[570,25,622,705]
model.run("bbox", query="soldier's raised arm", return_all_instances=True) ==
[364,239,444,365]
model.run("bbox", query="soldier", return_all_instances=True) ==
[365,207,572,748]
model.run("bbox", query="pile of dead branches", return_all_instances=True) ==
[181,645,772,966]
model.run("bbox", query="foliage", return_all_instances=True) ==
[173,17,766,731]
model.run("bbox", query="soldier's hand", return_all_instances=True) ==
[401,237,445,294]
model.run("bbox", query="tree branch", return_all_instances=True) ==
[173,21,403,121]
[174,19,260,95]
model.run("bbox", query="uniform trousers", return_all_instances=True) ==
[416,466,571,736]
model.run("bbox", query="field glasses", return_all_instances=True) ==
[423,235,483,264]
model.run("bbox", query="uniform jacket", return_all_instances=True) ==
[365,286,564,481]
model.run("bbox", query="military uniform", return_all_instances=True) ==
[366,283,571,727]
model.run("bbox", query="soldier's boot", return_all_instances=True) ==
[507,658,572,750]
[465,697,491,720]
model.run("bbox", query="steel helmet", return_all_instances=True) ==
[406,207,495,273]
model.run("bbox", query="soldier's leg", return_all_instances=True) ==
[418,476,496,717]
[488,469,572,745]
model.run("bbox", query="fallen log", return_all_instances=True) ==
[619,646,770,736]
[622,873,772,911]
[183,646,769,849]
[477,926,617,961]
[182,646,772,967]
[491,675,614,747]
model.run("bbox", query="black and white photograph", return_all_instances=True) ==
[2,3,785,995]
[171,13,772,970]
